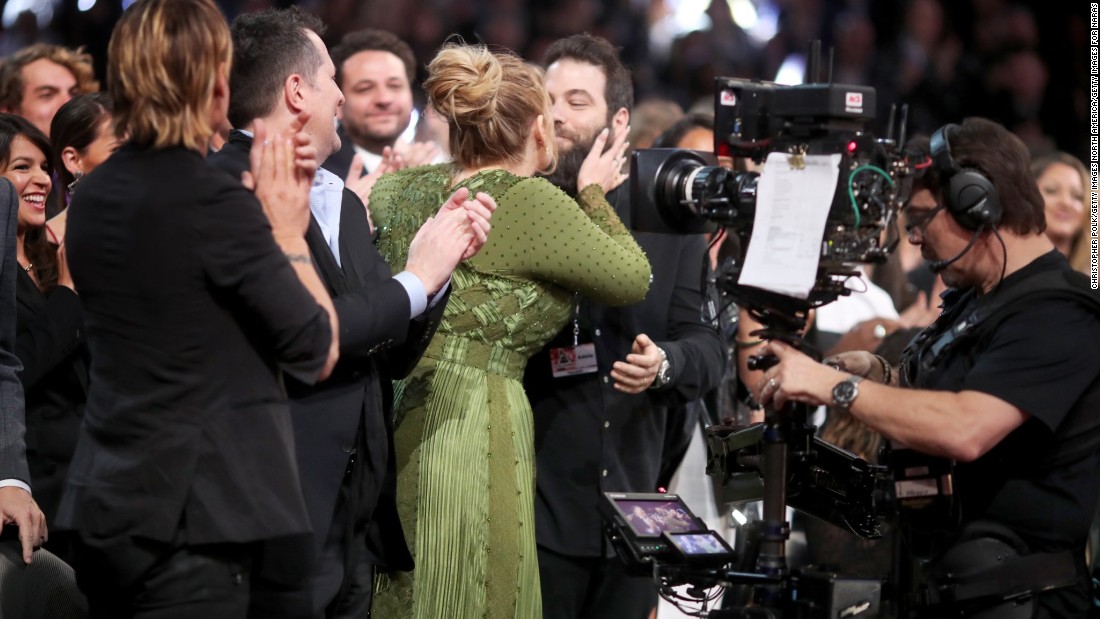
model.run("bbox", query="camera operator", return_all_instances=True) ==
[756,117,1100,618]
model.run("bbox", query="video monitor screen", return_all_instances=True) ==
[611,497,702,538]
[666,531,734,557]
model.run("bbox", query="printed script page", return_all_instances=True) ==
[738,152,841,299]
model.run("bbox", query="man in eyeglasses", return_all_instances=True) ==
[756,117,1100,618]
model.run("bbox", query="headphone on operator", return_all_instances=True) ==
[929,124,1002,230]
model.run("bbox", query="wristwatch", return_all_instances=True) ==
[649,347,672,390]
[831,375,864,409]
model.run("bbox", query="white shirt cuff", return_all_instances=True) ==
[393,271,429,320]
[429,279,451,310]
[0,479,31,495]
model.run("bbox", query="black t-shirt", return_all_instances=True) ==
[904,250,1100,616]
[912,251,1100,550]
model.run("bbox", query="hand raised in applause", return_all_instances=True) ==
[244,114,316,240]
[577,125,630,194]
[344,141,440,217]
[405,188,497,295]
[394,140,442,169]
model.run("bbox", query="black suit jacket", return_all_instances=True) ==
[210,131,441,570]
[525,183,725,557]
[14,274,86,522]
[57,144,331,581]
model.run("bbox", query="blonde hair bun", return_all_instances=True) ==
[424,44,503,127]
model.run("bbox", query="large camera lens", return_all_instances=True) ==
[694,167,757,226]
[631,148,761,234]
[657,156,758,228]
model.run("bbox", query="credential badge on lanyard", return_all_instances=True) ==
[550,294,598,378]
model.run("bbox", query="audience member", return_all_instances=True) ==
[524,34,724,619]
[0,171,45,566]
[0,114,83,563]
[651,112,712,153]
[324,28,442,208]
[49,94,117,202]
[55,0,340,614]
[46,93,120,236]
[210,8,494,616]
[370,42,651,619]
[0,44,98,138]
[1031,151,1091,274]
[0,172,84,617]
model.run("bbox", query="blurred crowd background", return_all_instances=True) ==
[0,0,1092,160]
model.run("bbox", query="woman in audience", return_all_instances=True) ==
[45,93,120,242]
[0,113,83,561]
[370,43,651,619]
[1031,151,1090,274]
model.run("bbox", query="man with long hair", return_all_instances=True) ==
[56,0,340,614]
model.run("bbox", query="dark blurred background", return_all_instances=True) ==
[0,0,1090,159]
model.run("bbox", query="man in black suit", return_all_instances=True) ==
[524,34,725,619]
[322,29,441,211]
[57,0,340,614]
[209,9,494,618]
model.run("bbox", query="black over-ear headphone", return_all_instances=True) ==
[929,124,1001,230]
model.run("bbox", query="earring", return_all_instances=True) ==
[67,170,83,199]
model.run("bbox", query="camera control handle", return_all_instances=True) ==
[747,353,778,372]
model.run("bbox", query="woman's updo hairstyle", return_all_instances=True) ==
[424,43,555,171]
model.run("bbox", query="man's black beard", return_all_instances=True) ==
[539,120,611,199]
[542,142,591,197]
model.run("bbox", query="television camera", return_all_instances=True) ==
[610,42,923,618]
[631,71,913,321]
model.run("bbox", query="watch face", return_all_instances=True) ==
[832,380,858,406]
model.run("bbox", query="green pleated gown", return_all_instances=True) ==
[369,165,651,619]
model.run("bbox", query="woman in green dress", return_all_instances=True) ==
[370,44,651,619]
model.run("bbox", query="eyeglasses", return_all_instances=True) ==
[903,205,945,237]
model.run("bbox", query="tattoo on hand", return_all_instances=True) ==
[285,253,311,265]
